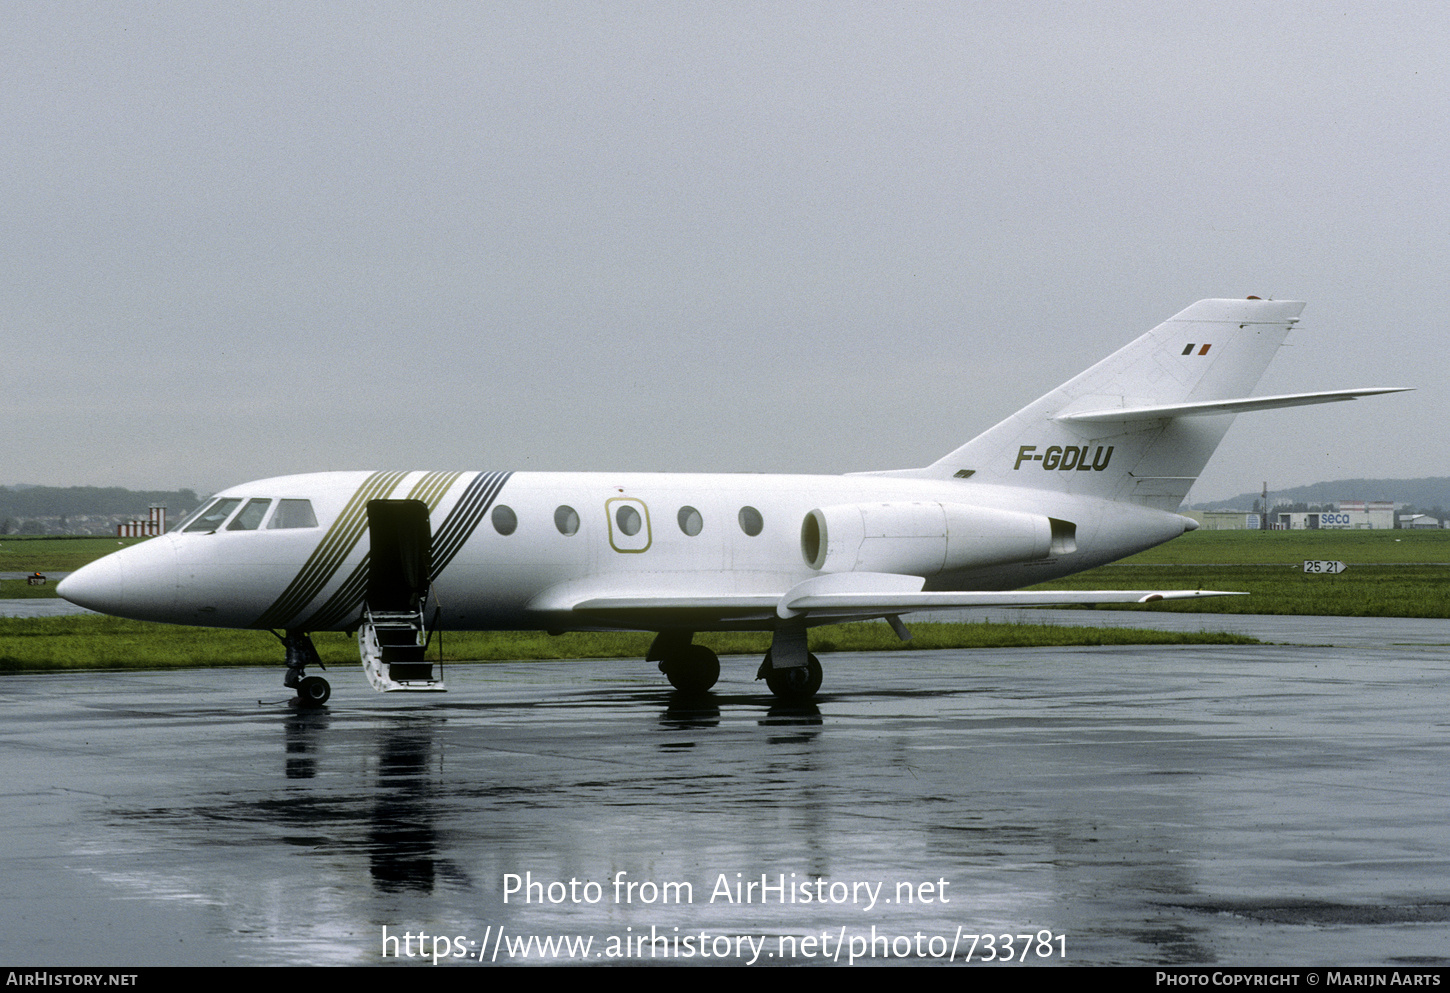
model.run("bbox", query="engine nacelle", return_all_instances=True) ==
[800,501,1060,576]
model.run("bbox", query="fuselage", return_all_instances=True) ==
[58,468,1193,634]
[49,298,1405,705]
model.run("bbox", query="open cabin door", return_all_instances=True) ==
[358,499,446,692]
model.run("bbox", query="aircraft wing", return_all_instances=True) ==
[776,587,1242,617]
[546,572,1244,627]
[1055,387,1410,424]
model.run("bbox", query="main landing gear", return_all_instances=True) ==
[649,632,720,695]
[280,630,330,707]
[753,620,821,703]
[649,627,824,703]
[755,651,823,702]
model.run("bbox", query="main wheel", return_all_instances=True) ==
[756,651,822,702]
[296,675,331,707]
[660,644,720,694]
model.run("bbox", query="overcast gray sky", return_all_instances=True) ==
[3,2,1443,502]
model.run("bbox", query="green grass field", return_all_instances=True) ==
[0,535,145,573]
[1030,529,1450,617]
[0,578,62,598]
[1036,563,1449,617]
[1114,527,1450,564]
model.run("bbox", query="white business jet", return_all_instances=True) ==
[58,298,1405,705]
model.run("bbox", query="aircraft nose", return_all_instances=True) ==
[57,538,179,621]
[57,554,128,612]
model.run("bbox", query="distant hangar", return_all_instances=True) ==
[1186,501,1412,531]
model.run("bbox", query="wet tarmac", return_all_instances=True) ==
[0,599,97,618]
[2,625,1449,968]
[922,606,1450,647]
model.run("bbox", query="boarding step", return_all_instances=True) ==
[358,606,447,693]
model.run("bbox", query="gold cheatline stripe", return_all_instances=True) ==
[292,470,504,632]
[408,469,462,508]
[293,470,465,631]
[254,470,407,629]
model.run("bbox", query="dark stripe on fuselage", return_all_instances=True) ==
[430,470,512,582]
[253,471,408,630]
[296,470,466,632]
[299,557,370,633]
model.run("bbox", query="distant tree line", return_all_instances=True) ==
[1400,504,1449,525]
[1196,477,1450,514]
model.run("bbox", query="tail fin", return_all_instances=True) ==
[914,298,1308,510]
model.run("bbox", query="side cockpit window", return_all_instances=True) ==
[267,499,319,529]
[226,499,272,531]
[184,498,242,533]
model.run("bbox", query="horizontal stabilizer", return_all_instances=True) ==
[1056,387,1411,424]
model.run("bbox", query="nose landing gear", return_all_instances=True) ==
[279,630,330,708]
[295,674,331,706]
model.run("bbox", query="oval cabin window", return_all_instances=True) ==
[738,506,763,537]
[678,506,703,536]
[554,505,580,535]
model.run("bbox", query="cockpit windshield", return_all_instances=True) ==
[171,496,319,534]
[184,498,242,533]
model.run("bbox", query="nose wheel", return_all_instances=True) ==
[279,630,330,708]
[296,675,331,706]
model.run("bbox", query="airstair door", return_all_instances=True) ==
[359,499,445,692]
[367,499,432,611]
